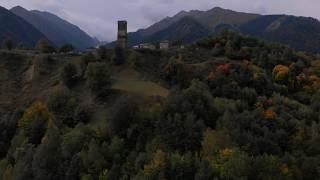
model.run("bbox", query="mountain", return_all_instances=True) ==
[239,15,320,53]
[11,6,97,50]
[123,7,258,47]
[127,16,211,47]
[0,6,47,48]
[145,16,211,43]
[118,7,320,53]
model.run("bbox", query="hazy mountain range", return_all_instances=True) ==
[122,7,320,53]
[1,5,320,53]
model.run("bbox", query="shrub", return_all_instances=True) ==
[47,89,78,127]
[2,38,13,50]
[60,63,78,88]
[85,62,112,96]
[36,39,55,53]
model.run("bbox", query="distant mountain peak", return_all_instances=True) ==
[11,6,26,10]
[174,10,189,18]
[210,6,225,11]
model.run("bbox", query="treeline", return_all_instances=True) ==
[0,30,320,179]
[1,37,75,53]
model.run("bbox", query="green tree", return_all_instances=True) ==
[163,79,217,128]
[97,46,108,60]
[85,62,112,96]
[36,39,55,53]
[32,128,62,180]
[59,44,74,53]
[61,127,90,158]
[47,89,78,127]
[65,155,82,180]
[80,140,107,177]
[108,96,139,136]
[195,160,214,180]
[80,52,96,76]
[60,63,78,88]
[16,42,27,50]
[2,38,13,50]
[11,144,34,180]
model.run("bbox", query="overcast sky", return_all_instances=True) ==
[1,0,320,41]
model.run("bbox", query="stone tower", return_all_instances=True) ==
[117,20,127,48]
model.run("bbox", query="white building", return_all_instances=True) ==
[159,40,169,49]
[133,43,156,50]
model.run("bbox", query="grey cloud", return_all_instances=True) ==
[1,0,320,41]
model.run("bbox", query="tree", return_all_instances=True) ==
[195,160,214,180]
[142,150,167,179]
[18,102,51,144]
[80,140,107,177]
[60,63,78,88]
[16,42,27,50]
[108,95,139,136]
[273,65,290,84]
[61,128,90,158]
[85,62,112,96]
[80,52,96,76]
[11,144,34,180]
[201,129,232,160]
[36,39,55,53]
[65,155,82,180]
[32,128,62,180]
[163,79,217,128]
[97,46,109,60]
[168,152,195,180]
[2,38,13,50]
[59,44,74,53]
[47,89,78,127]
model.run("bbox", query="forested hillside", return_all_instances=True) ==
[1,30,320,179]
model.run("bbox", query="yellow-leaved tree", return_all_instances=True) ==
[18,101,52,144]
[272,65,289,83]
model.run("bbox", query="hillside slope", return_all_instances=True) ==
[11,6,96,50]
[240,15,320,53]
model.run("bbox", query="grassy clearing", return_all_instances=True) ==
[112,79,169,97]
[112,66,169,97]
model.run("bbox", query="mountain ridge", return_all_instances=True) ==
[11,6,97,50]
[113,6,320,53]
[0,6,48,48]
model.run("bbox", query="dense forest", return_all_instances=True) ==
[0,30,320,179]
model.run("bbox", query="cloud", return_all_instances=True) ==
[1,0,320,41]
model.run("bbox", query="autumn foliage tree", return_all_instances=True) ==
[217,64,231,75]
[272,65,289,84]
[18,102,51,144]
[36,39,55,53]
